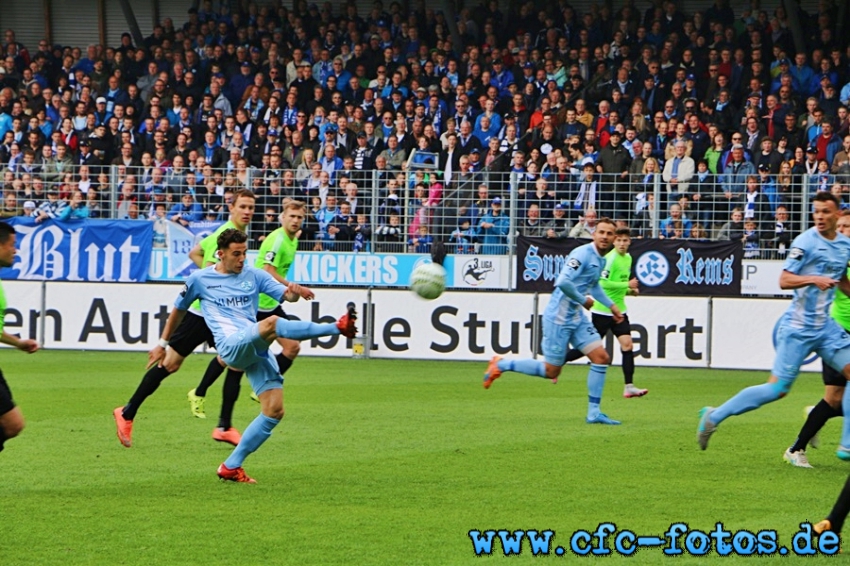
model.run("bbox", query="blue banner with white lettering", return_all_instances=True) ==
[516,236,742,296]
[1,218,154,282]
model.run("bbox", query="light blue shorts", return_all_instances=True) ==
[541,315,602,367]
[218,323,282,395]
[772,316,850,383]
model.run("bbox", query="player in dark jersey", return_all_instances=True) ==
[0,222,40,454]
[113,190,255,448]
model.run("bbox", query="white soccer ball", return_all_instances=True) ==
[410,262,447,300]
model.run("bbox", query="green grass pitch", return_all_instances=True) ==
[1,351,847,564]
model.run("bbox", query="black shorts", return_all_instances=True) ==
[0,369,14,416]
[822,328,850,387]
[591,312,631,339]
[169,311,216,357]
[256,305,289,321]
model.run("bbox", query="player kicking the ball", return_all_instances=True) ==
[170,228,355,482]
[698,192,850,452]
[483,216,624,425]
[564,227,647,398]
[188,200,314,445]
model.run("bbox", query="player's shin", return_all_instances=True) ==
[275,319,339,340]
[621,350,635,384]
[791,399,841,453]
[826,473,850,533]
[711,381,786,425]
[218,369,243,430]
[496,358,546,377]
[123,365,171,420]
[195,357,226,397]
[223,413,280,469]
[586,364,608,419]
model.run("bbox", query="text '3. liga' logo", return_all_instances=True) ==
[462,257,494,286]
[636,251,669,287]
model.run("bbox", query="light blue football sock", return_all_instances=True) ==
[275,319,339,340]
[587,364,608,419]
[224,413,280,469]
[496,358,546,378]
[711,383,783,425]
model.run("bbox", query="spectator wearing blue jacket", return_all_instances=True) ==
[478,197,510,254]
[168,191,204,226]
[489,60,515,99]
[790,55,816,96]
[57,190,89,221]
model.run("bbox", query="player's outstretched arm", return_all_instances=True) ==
[0,332,38,353]
[779,270,838,291]
[262,264,314,300]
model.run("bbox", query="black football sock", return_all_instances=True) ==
[195,357,226,397]
[790,399,842,453]
[826,473,850,533]
[276,353,294,376]
[123,365,171,420]
[565,349,584,363]
[217,369,243,430]
[0,427,7,453]
[621,350,635,385]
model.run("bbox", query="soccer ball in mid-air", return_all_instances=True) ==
[410,262,446,300]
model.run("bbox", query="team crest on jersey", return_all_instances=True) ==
[264,251,276,262]
[788,247,804,260]
[567,258,582,269]
[240,280,254,291]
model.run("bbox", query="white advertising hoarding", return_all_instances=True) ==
[8,283,710,366]
[741,260,791,297]
[709,297,817,371]
[2,281,46,341]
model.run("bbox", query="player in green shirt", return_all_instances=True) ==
[254,200,314,374]
[114,190,256,448]
[565,227,646,397]
[784,211,850,468]
[0,222,40,454]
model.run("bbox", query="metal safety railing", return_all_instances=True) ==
[0,160,819,260]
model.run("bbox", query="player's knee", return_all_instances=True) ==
[265,406,285,420]
[544,365,562,379]
[260,316,279,335]
[770,379,792,398]
[162,358,182,373]
[3,417,24,438]
[588,349,610,366]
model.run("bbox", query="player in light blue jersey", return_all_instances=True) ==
[167,229,357,483]
[483,217,625,425]
[699,192,850,452]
